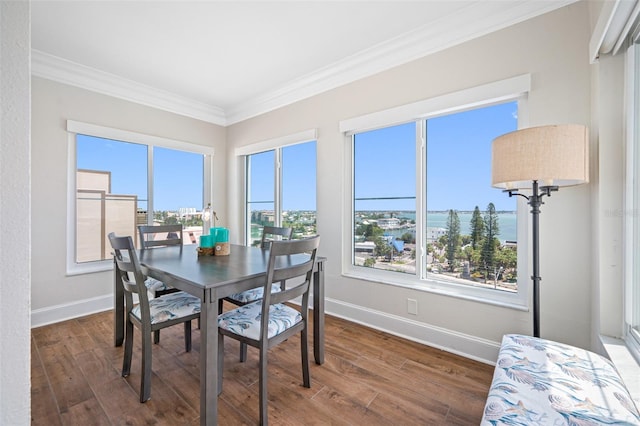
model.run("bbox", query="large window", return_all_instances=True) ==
[343,76,529,306]
[68,121,213,274]
[625,41,640,358]
[244,134,317,246]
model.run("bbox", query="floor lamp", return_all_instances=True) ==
[491,124,589,338]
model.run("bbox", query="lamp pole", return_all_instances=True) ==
[529,180,542,338]
[506,180,557,338]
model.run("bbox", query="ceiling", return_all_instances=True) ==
[31,1,577,125]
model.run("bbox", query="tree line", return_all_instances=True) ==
[436,203,517,285]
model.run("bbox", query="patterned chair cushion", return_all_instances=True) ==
[226,283,282,304]
[131,291,200,325]
[481,334,640,425]
[218,300,301,341]
[144,277,170,292]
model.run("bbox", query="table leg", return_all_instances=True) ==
[313,260,325,364]
[201,289,219,426]
[114,259,124,347]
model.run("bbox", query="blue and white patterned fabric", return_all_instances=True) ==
[226,283,282,304]
[218,300,301,340]
[131,291,200,325]
[482,334,640,425]
[144,277,170,292]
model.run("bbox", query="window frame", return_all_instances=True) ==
[624,40,640,361]
[235,129,318,246]
[340,75,531,308]
[66,120,214,275]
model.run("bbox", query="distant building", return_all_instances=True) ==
[76,169,138,262]
[179,207,199,217]
[355,241,375,253]
[426,227,447,242]
[377,218,401,229]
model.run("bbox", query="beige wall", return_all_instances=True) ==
[227,2,594,355]
[31,77,226,315]
[1,1,31,424]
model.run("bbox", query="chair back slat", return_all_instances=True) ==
[260,226,293,249]
[262,236,319,308]
[271,260,314,284]
[138,225,183,249]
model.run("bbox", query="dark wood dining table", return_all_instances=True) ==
[112,244,326,426]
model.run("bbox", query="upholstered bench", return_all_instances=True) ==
[481,334,640,425]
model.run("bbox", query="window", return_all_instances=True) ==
[247,150,276,245]
[342,76,530,306]
[241,131,317,246]
[68,121,213,274]
[625,40,640,358]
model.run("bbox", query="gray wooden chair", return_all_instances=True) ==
[217,236,320,425]
[138,224,184,343]
[221,225,293,361]
[109,232,200,403]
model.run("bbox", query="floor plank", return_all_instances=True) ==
[31,307,494,425]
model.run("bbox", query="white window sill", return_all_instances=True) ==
[66,259,112,276]
[342,269,528,311]
[601,335,640,406]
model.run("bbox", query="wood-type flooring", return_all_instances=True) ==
[31,307,494,425]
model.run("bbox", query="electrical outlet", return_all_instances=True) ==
[407,298,418,315]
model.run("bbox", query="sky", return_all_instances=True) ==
[354,101,518,212]
[77,100,516,213]
[77,136,203,212]
[247,141,317,211]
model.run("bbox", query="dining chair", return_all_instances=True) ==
[217,235,320,425]
[108,232,201,403]
[221,225,293,361]
[138,224,184,343]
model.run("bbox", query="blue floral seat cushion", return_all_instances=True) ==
[225,283,282,304]
[482,334,640,425]
[218,300,301,341]
[144,277,170,292]
[131,291,201,325]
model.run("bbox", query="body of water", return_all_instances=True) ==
[252,210,518,243]
[386,211,517,243]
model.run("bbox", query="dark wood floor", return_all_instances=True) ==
[31,306,494,425]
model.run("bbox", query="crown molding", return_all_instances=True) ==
[31,49,227,126]
[225,0,577,124]
[31,0,576,127]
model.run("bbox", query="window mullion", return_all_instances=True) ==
[417,121,426,279]
[147,146,154,226]
[275,148,282,226]
[245,155,252,245]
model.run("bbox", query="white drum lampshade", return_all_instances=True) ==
[492,124,589,190]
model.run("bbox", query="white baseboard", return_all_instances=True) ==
[31,294,113,328]
[325,298,501,365]
[30,294,501,364]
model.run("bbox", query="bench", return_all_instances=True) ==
[481,334,640,425]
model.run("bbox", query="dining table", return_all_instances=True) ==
[112,243,326,426]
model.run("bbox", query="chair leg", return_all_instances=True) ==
[122,318,134,377]
[218,333,224,395]
[140,328,153,402]
[184,321,192,352]
[259,344,269,425]
[239,342,248,362]
[152,290,160,344]
[301,324,310,388]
